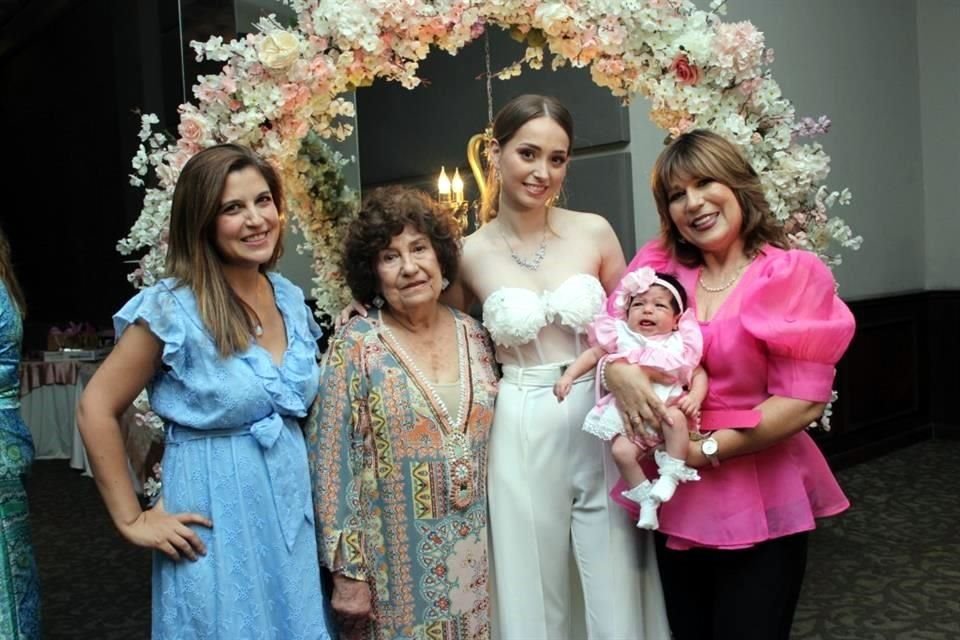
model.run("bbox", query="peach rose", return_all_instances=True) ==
[177,113,207,147]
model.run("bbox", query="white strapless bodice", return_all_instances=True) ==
[482,274,605,353]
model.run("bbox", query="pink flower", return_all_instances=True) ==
[595,57,626,76]
[168,150,191,172]
[713,21,765,75]
[738,77,763,96]
[280,83,311,114]
[669,117,695,138]
[669,53,701,86]
[178,113,208,147]
[278,116,309,140]
[612,267,657,317]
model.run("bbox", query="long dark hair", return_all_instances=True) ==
[166,143,286,356]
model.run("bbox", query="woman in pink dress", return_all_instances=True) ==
[604,129,855,640]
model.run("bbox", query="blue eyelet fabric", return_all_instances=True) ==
[114,273,330,640]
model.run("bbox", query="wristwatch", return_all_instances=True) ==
[700,435,720,467]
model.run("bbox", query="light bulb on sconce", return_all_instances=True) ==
[451,168,465,205]
[436,127,491,233]
[437,164,470,232]
[438,166,452,204]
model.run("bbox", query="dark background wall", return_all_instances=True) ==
[0,0,233,349]
[355,27,636,255]
[1,0,143,346]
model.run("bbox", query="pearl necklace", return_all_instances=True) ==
[698,259,753,293]
[498,222,547,271]
[379,310,469,434]
[379,310,475,510]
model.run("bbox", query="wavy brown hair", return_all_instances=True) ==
[479,94,574,223]
[165,143,286,356]
[0,225,26,317]
[650,129,788,266]
[342,186,461,306]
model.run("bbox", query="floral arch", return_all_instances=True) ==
[121,0,862,320]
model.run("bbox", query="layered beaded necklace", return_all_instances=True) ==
[379,309,475,510]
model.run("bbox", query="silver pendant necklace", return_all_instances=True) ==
[498,223,547,271]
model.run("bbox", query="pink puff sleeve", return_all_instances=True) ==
[586,313,621,354]
[607,239,677,316]
[741,250,856,402]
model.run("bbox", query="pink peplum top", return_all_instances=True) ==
[610,239,856,550]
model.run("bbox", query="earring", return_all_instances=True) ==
[441,277,450,291]
[372,295,384,309]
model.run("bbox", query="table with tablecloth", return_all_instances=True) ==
[19,360,152,489]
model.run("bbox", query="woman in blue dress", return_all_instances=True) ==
[0,224,40,639]
[78,144,331,639]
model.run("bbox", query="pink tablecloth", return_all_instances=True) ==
[19,360,79,396]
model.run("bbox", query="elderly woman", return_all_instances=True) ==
[606,129,856,640]
[306,186,498,640]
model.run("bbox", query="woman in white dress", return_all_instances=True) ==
[449,94,669,640]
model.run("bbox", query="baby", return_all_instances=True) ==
[554,268,707,529]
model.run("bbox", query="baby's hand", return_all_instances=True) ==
[676,395,702,420]
[553,378,572,402]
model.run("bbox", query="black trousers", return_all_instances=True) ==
[655,531,809,640]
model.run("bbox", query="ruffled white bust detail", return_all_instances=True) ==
[482,274,606,348]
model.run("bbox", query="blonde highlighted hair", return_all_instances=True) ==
[650,129,788,266]
[165,144,286,356]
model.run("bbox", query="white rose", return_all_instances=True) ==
[534,3,573,27]
[257,31,300,70]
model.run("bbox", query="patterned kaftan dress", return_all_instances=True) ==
[0,282,40,639]
[306,308,498,640]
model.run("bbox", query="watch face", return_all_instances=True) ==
[702,438,719,456]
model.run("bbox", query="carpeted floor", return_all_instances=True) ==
[25,438,960,639]
[793,439,960,640]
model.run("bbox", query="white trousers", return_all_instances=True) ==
[488,364,670,640]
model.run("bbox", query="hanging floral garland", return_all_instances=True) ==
[119,0,861,322]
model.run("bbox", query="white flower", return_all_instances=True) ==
[257,30,301,70]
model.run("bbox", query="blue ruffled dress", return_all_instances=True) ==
[115,273,331,640]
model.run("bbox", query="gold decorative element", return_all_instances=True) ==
[467,127,491,203]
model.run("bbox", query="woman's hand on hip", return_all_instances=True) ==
[118,499,212,561]
[332,573,374,639]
